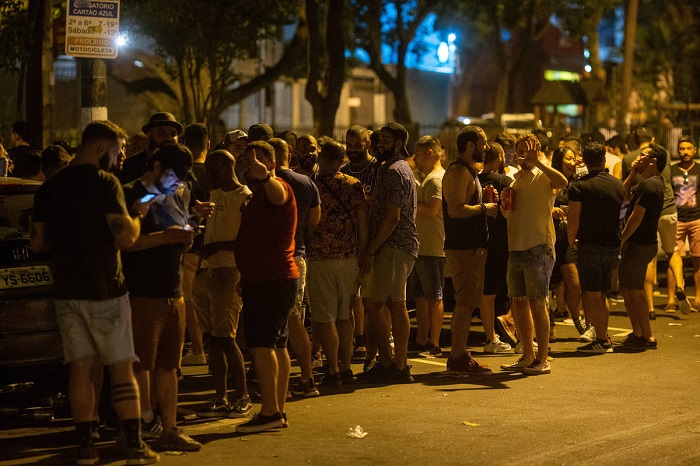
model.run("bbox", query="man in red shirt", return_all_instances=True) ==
[234,141,299,433]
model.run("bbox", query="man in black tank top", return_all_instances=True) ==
[442,125,499,375]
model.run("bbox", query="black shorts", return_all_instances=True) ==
[242,280,297,349]
[483,247,508,296]
[577,244,620,293]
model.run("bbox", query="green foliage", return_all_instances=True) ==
[120,0,298,124]
[0,0,29,73]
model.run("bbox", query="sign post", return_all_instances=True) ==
[65,0,120,59]
[64,0,120,128]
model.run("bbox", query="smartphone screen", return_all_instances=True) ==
[140,193,156,203]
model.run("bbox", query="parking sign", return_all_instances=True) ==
[65,0,120,59]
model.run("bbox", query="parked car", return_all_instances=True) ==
[0,177,63,384]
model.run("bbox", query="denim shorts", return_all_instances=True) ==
[408,255,446,300]
[507,244,555,299]
[576,244,620,293]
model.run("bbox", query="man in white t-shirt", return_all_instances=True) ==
[193,150,253,419]
[407,135,446,358]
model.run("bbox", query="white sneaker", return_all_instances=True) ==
[580,326,597,343]
[500,357,527,371]
[181,350,207,366]
[484,336,512,353]
[514,340,538,354]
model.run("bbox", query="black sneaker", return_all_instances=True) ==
[407,341,429,353]
[76,445,99,465]
[196,397,232,418]
[123,440,160,465]
[319,372,342,387]
[357,361,389,382]
[140,415,163,439]
[418,343,443,358]
[621,333,647,349]
[577,339,613,353]
[676,290,692,315]
[383,364,414,384]
[340,369,355,384]
[645,338,658,349]
[290,378,320,397]
[235,412,285,433]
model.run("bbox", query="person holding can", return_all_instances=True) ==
[499,133,568,375]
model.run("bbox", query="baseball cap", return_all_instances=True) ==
[380,122,411,158]
[247,123,274,142]
[224,129,248,145]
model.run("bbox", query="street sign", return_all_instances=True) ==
[65,0,120,59]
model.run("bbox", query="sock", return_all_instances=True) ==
[142,410,154,423]
[75,421,93,447]
[121,418,141,449]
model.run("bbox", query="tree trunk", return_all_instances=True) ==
[621,0,639,124]
[25,0,47,148]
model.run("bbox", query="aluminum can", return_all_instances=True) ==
[502,187,515,212]
[483,185,496,203]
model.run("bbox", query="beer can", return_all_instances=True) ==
[483,185,496,203]
[502,187,515,212]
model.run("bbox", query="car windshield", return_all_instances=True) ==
[0,184,38,241]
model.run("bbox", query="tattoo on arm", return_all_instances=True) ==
[108,218,126,237]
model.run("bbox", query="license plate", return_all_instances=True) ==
[0,265,54,290]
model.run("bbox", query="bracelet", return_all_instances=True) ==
[480,203,486,214]
[261,173,271,184]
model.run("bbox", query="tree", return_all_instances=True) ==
[350,0,438,125]
[121,0,302,133]
[303,0,347,136]
[554,0,621,81]
[441,0,556,119]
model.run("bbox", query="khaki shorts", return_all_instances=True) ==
[55,294,138,365]
[363,248,415,303]
[192,267,242,338]
[445,248,487,309]
[181,253,199,301]
[131,296,186,371]
[677,218,700,258]
[307,257,359,323]
[657,212,678,255]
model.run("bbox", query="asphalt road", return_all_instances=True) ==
[1,290,699,465]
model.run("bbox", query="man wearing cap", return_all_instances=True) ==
[359,122,418,384]
[121,144,210,452]
[119,112,183,184]
[223,129,249,182]
[248,123,274,142]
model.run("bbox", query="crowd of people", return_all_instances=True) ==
[9,111,696,464]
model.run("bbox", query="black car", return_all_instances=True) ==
[0,178,63,384]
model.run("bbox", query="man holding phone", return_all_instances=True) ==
[121,143,209,452]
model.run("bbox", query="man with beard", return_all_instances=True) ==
[121,144,206,452]
[293,134,320,179]
[119,113,183,184]
[340,125,380,359]
[359,123,418,384]
[31,121,159,465]
[500,134,568,374]
[442,126,498,375]
[268,138,322,397]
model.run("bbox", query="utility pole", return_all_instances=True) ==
[80,59,108,127]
